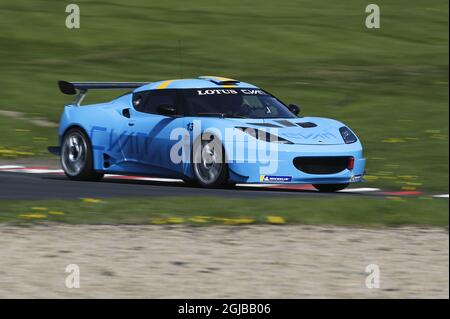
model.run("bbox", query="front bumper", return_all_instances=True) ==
[226,141,366,184]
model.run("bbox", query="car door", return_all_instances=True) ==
[120,89,187,177]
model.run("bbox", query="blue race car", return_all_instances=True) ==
[50,76,365,191]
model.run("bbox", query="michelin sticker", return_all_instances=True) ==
[260,175,292,182]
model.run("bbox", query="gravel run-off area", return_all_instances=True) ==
[0,224,448,298]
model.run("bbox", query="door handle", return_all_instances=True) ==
[128,121,135,127]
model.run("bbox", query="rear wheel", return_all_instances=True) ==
[192,136,228,188]
[61,128,103,181]
[313,183,349,192]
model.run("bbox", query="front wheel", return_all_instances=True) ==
[192,136,229,188]
[313,183,349,192]
[61,128,104,181]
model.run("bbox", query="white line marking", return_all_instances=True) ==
[340,188,381,193]
[104,174,183,183]
[0,168,64,174]
[432,194,449,198]
[17,169,64,174]
[0,165,25,170]
[237,183,280,187]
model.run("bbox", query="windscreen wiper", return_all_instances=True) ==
[196,113,247,119]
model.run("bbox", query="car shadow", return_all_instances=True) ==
[42,174,363,197]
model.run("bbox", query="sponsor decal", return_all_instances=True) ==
[260,175,292,182]
[196,89,267,96]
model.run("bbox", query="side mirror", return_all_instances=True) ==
[288,104,300,116]
[157,105,177,116]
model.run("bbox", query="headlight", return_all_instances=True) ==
[235,127,293,144]
[339,126,358,144]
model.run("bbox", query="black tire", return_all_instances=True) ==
[61,128,104,181]
[313,183,349,192]
[182,179,235,188]
[182,178,199,187]
[192,135,229,188]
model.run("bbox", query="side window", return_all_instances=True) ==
[132,92,149,112]
[132,90,180,115]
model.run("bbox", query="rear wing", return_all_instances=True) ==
[58,80,149,105]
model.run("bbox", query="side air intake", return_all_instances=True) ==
[297,122,317,128]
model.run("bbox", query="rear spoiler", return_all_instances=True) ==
[58,80,150,105]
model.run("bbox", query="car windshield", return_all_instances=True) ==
[182,88,296,119]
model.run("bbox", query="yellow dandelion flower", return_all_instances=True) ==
[190,216,210,223]
[398,175,418,179]
[150,218,168,225]
[382,138,405,143]
[214,217,234,224]
[229,218,255,224]
[81,198,105,204]
[18,213,47,219]
[266,216,286,224]
[48,211,65,215]
[0,149,15,154]
[431,134,447,140]
[376,171,393,176]
[167,217,184,224]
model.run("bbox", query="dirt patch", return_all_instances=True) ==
[0,225,447,298]
[0,110,57,128]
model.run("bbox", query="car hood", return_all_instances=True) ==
[229,117,347,145]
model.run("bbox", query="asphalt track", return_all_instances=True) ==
[1,165,446,200]
[0,170,358,200]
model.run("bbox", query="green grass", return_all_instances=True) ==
[0,117,56,157]
[0,196,448,227]
[0,0,448,192]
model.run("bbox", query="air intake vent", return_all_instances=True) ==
[293,156,352,174]
[275,120,296,127]
[297,122,317,128]
[198,76,240,85]
[246,123,282,128]
[103,153,111,168]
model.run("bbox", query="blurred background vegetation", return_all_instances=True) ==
[0,0,448,192]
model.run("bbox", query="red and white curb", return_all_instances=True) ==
[0,165,447,198]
